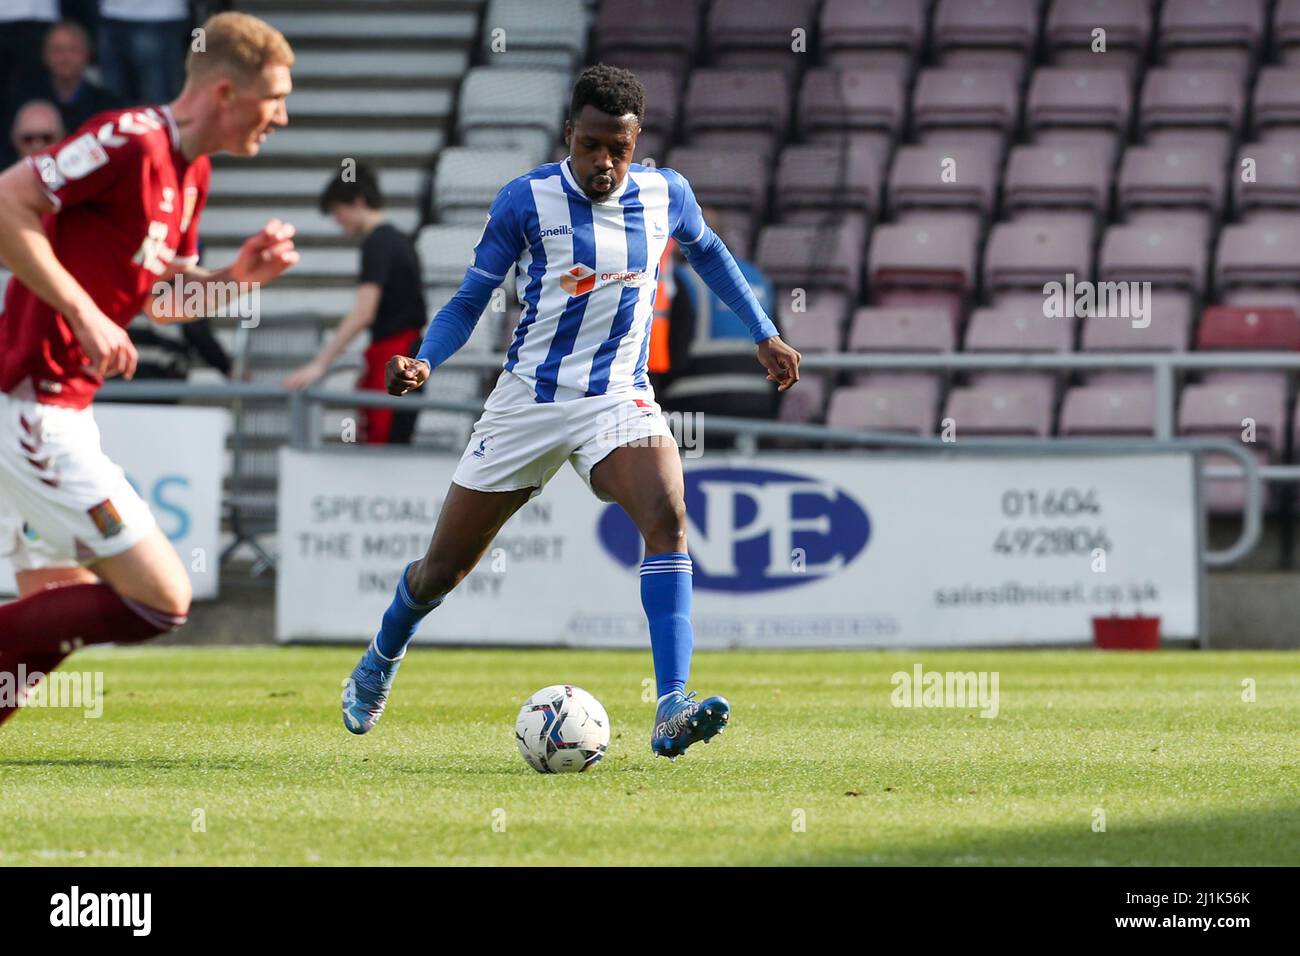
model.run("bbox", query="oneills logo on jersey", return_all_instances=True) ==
[560,264,651,297]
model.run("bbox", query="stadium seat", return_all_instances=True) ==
[868,216,980,306]
[1080,289,1196,356]
[1198,306,1300,351]
[683,69,791,164]
[1139,68,1246,167]
[826,384,936,436]
[705,0,818,83]
[1251,67,1300,140]
[479,0,587,73]
[965,305,1074,354]
[775,289,850,353]
[596,0,701,84]
[911,68,1021,161]
[983,220,1094,292]
[887,145,999,220]
[1026,67,1133,135]
[1278,0,1300,66]
[1046,0,1152,79]
[774,142,879,223]
[1058,384,1157,437]
[636,70,680,151]
[1002,144,1112,217]
[933,0,1038,83]
[432,147,538,223]
[1233,142,1300,217]
[819,0,925,76]
[1157,0,1266,73]
[457,68,566,158]
[777,373,828,425]
[757,218,867,298]
[1179,383,1283,512]
[665,146,769,220]
[846,305,954,404]
[1215,220,1300,291]
[416,224,491,286]
[797,68,906,168]
[942,385,1055,438]
[1117,145,1224,231]
[1100,223,1208,295]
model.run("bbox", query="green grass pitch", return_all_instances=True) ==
[0,646,1296,866]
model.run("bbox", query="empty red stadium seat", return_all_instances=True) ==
[778,373,828,425]
[1198,306,1300,351]
[683,69,791,160]
[1046,0,1151,79]
[1157,0,1266,73]
[1100,223,1208,295]
[757,219,866,298]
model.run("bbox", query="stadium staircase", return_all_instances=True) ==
[202,0,488,580]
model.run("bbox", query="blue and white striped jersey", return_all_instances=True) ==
[468,159,708,402]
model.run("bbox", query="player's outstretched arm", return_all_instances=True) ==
[0,162,136,379]
[387,270,499,397]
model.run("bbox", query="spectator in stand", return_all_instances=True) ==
[9,99,64,160]
[98,0,190,104]
[0,2,57,105]
[284,165,428,446]
[20,20,121,135]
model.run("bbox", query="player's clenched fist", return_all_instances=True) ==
[386,355,430,395]
[73,306,138,380]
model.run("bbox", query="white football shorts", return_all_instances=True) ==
[452,369,676,503]
[0,384,156,572]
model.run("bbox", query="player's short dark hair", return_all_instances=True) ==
[318,162,384,214]
[568,64,645,125]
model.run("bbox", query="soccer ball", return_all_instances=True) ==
[515,684,610,774]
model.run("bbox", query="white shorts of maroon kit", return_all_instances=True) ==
[0,383,156,572]
[451,369,676,503]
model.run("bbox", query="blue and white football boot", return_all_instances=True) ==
[651,690,730,758]
[341,641,403,735]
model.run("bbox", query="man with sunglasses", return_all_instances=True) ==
[9,100,63,160]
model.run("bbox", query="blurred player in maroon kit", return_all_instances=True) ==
[0,12,299,725]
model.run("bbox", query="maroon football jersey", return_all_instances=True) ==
[0,105,211,408]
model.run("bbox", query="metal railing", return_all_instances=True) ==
[96,350,1268,570]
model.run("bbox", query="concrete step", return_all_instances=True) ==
[211,166,425,203]
[290,49,468,84]
[286,87,454,119]
[198,205,418,242]
[251,126,444,163]
[262,11,479,43]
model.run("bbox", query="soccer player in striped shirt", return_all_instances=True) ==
[342,65,801,759]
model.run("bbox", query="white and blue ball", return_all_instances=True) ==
[515,684,610,774]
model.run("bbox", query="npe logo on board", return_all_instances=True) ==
[597,467,870,592]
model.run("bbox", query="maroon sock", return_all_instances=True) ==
[0,582,186,657]
[0,648,69,728]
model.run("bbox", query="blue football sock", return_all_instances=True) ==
[374,561,443,659]
[640,552,694,698]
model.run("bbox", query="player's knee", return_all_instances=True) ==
[146,570,192,619]
[641,494,688,553]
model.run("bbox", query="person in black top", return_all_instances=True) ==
[15,21,118,140]
[285,163,427,445]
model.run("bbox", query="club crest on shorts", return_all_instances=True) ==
[87,498,125,538]
[472,434,494,459]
